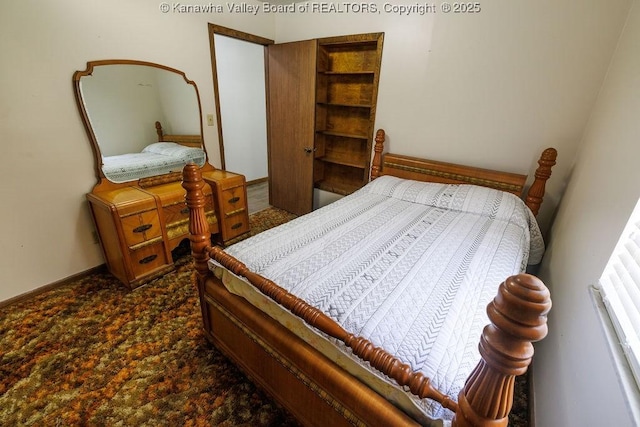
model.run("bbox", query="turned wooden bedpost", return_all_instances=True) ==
[370,129,386,180]
[182,164,212,278]
[525,148,557,216]
[155,121,164,141]
[453,274,551,427]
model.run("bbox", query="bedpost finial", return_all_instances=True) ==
[489,274,551,345]
[541,147,558,162]
[536,147,557,179]
[182,162,199,184]
[453,274,551,426]
[525,147,557,216]
[155,121,163,141]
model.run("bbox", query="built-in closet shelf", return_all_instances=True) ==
[314,179,361,196]
[316,155,367,169]
[312,33,384,198]
[319,71,376,75]
[316,130,369,140]
[317,102,373,109]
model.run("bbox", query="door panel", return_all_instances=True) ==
[267,40,316,216]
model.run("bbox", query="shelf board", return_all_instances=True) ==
[316,130,369,140]
[317,155,367,169]
[314,179,361,196]
[317,102,372,108]
[318,71,376,75]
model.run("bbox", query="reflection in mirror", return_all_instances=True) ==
[75,61,206,184]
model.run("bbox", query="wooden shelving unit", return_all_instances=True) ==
[313,33,384,196]
[267,33,383,214]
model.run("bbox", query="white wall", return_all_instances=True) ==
[0,0,274,302]
[274,0,631,232]
[534,2,640,425]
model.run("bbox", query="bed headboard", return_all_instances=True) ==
[370,129,557,216]
[155,121,203,148]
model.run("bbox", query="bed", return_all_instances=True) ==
[181,129,557,426]
[100,121,206,183]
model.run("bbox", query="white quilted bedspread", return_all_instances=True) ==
[221,175,544,421]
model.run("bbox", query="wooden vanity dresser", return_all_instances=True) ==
[75,60,249,289]
[87,169,249,289]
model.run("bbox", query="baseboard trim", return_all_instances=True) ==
[0,264,107,309]
[246,177,268,186]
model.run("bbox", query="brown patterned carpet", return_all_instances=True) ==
[0,206,529,426]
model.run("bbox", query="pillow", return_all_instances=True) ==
[141,142,184,156]
[142,142,206,165]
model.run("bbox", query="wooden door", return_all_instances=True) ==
[267,40,317,216]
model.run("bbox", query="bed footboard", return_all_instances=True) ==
[183,163,552,426]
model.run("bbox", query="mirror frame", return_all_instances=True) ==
[73,59,208,188]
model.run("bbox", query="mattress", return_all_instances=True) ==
[102,142,205,183]
[210,175,544,423]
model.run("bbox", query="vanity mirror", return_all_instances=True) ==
[75,60,250,289]
[74,60,207,187]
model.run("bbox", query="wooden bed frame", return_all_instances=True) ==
[155,121,203,148]
[182,130,558,426]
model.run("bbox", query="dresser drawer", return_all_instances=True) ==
[146,181,213,226]
[220,186,247,215]
[163,201,192,225]
[162,197,214,227]
[121,209,162,246]
[202,170,250,245]
[221,212,250,240]
[129,241,167,279]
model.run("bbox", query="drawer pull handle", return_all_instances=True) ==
[139,254,158,264]
[133,224,153,233]
[180,207,190,214]
[231,222,243,230]
[228,196,240,204]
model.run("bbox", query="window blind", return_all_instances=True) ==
[599,199,640,389]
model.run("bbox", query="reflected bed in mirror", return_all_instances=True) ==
[101,121,205,183]
[74,60,207,186]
